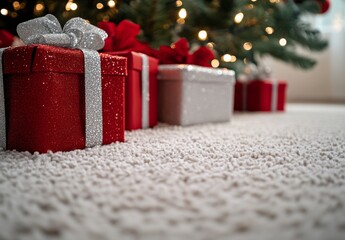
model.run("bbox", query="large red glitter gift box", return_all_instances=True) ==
[1,44,127,153]
[234,80,287,111]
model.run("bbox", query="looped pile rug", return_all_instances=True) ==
[1,104,345,240]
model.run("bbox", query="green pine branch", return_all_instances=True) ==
[0,0,328,71]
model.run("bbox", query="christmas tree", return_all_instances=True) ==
[0,0,329,71]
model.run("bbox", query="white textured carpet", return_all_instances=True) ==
[1,104,345,240]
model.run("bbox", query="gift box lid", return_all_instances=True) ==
[3,44,127,76]
[158,64,235,84]
[240,79,287,86]
[105,51,158,73]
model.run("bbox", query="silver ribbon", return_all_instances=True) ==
[9,14,107,148]
[139,53,150,129]
[82,49,103,147]
[0,48,6,149]
[271,80,278,112]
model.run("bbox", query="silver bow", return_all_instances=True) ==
[17,14,107,50]
[238,63,273,82]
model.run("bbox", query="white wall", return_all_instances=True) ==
[265,1,345,103]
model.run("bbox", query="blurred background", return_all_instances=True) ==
[1,0,344,103]
[266,1,345,103]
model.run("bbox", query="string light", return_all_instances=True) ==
[107,0,116,8]
[65,1,77,11]
[35,3,45,12]
[177,18,185,24]
[222,54,232,62]
[178,8,187,19]
[20,2,26,9]
[13,1,20,11]
[96,3,104,9]
[265,27,274,34]
[251,0,257,2]
[211,59,220,68]
[234,12,244,24]
[198,30,207,41]
[243,42,252,50]
[206,42,214,48]
[279,38,287,46]
[70,3,77,11]
[65,1,71,11]
[177,8,187,24]
[176,0,183,7]
[0,9,8,16]
[221,54,237,63]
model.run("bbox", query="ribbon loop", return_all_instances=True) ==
[38,34,72,48]
[17,14,107,50]
[17,14,63,45]
[63,17,107,50]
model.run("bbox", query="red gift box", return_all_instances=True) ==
[2,44,126,153]
[234,80,287,111]
[107,51,158,130]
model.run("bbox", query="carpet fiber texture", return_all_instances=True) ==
[1,104,345,240]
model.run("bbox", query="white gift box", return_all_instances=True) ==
[158,64,235,126]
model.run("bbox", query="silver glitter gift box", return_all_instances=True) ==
[158,65,235,126]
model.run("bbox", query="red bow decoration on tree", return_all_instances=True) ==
[97,20,158,57]
[0,30,14,48]
[159,38,215,67]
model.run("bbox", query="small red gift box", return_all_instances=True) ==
[107,51,158,130]
[234,80,287,111]
[1,44,126,153]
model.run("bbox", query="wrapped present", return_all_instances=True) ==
[0,15,127,153]
[98,21,159,130]
[157,38,235,126]
[158,65,235,126]
[113,52,158,130]
[234,64,287,112]
[234,80,287,111]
